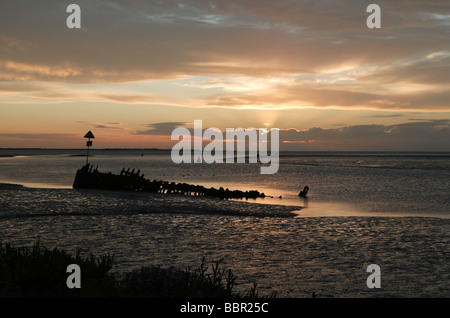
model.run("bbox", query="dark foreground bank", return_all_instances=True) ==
[0,241,275,298]
[1,243,446,316]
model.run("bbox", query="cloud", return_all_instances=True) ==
[130,120,450,151]
[279,120,450,150]
[0,60,82,81]
[0,81,45,93]
[134,122,189,135]
[0,0,449,112]
[76,121,128,131]
[369,113,409,118]
[203,76,450,110]
[358,52,450,86]
[1,0,449,81]
[100,94,155,104]
[0,133,77,140]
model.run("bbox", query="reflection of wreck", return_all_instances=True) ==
[73,164,267,200]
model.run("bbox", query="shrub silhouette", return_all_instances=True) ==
[0,241,114,297]
[0,242,276,298]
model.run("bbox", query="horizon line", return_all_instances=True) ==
[1,148,450,153]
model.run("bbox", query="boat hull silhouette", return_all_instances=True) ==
[73,164,267,200]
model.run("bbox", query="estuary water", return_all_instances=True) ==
[0,149,449,297]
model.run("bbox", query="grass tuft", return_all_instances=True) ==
[0,241,276,298]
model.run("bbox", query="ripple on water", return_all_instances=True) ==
[1,186,449,297]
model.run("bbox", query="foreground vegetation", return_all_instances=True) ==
[0,242,276,298]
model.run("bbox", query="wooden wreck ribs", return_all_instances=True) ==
[73,164,266,200]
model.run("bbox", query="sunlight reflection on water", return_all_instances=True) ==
[1,150,450,297]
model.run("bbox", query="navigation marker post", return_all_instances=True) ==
[84,131,95,165]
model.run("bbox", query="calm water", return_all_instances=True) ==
[0,149,449,297]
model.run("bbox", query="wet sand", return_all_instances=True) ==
[1,203,448,297]
[1,180,449,298]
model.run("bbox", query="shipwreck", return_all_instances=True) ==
[73,163,267,200]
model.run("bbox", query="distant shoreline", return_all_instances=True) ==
[1,148,450,154]
[0,148,171,151]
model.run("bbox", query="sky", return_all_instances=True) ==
[0,0,449,150]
